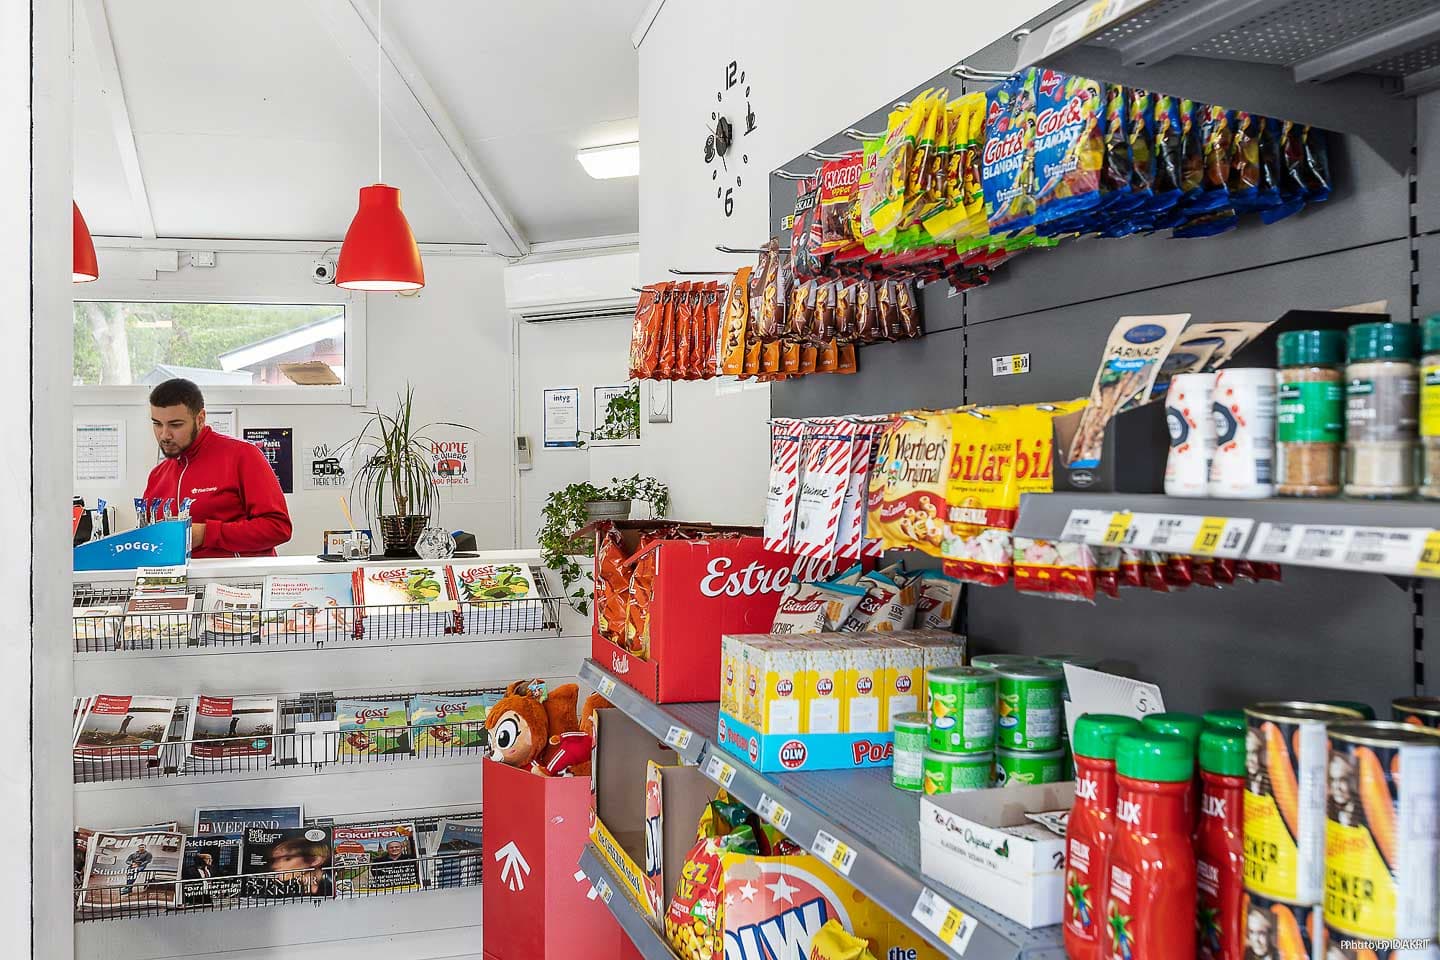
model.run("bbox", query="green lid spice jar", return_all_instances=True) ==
[1422,315,1440,500]
[1276,330,1344,497]
[1345,322,1419,498]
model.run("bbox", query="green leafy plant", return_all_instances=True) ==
[538,474,670,613]
[588,385,641,442]
[339,385,472,524]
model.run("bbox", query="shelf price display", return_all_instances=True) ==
[911,887,979,955]
[1060,509,1254,558]
[1248,522,1440,577]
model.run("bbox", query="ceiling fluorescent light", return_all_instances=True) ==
[577,142,639,179]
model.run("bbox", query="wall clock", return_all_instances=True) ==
[705,60,756,218]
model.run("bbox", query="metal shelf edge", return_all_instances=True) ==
[579,845,681,960]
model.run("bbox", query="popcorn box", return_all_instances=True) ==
[715,709,893,773]
[719,634,741,717]
[756,640,808,735]
[900,628,969,670]
[883,641,926,726]
[840,639,887,734]
[803,638,846,735]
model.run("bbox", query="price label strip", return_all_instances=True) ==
[912,887,979,955]
[1041,0,1147,55]
[811,829,857,876]
[1062,510,1253,558]
[594,876,613,904]
[664,725,693,750]
[596,676,616,698]
[703,753,738,788]
[755,794,792,831]
[1249,523,1440,577]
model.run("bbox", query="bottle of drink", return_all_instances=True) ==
[1196,728,1245,960]
[1102,733,1197,960]
[1065,714,1142,960]
[1141,711,1204,833]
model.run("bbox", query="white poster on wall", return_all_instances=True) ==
[301,438,355,491]
[207,408,238,438]
[74,421,125,485]
[590,384,640,446]
[543,387,580,448]
[429,436,474,487]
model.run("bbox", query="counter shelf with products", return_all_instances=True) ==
[578,659,1065,960]
[577,845,684,960]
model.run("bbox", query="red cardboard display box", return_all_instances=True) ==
[482,758,636,960]
[590,523,846,703]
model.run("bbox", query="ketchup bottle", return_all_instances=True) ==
[1140,711,1203,833]
[1065,714,1142,960]
[1102,733,1197,960]
[1195,728,1245,960]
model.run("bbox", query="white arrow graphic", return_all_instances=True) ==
[494,841,531,892]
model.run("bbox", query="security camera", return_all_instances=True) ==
[311,257,337,284]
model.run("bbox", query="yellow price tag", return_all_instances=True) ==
[939,906,967,943]
[828,842,851,869]
[1083,0,1114,30]
[1417,531,1440,577]
[1103,512,1133,545]
[1191,517,1227,555]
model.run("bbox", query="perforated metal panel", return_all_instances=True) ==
[1192,0,1436,65]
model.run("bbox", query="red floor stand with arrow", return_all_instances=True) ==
[482,758,636,960]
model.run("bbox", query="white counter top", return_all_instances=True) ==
[72,549,545,584]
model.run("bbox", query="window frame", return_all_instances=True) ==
[71,294,367,408]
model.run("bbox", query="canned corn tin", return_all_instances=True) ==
[1391,696,1440,729]
[892,712,928,793]
[1244,701,1363,905]
[994,659,1064,751]
[995,747,1065,787]
[922,750,993,795]
[1324,721,1440,944]
[927,666,997,754]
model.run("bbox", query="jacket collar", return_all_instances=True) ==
[180,424,214,462]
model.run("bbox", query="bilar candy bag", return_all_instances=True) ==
[1012,538,1097,603]
[1031,69,1103,233]
[942,408,1019,586]
[982,69,1039,238]
[866,411,954,557]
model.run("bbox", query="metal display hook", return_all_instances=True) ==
[843,127,883,141]
[805,149,853,161]
[773,170,813,181]
[717,244,790,254]
[951,64,1016,82]
[668,268,734,276]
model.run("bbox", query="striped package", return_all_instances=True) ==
[763,418,805,552]
[790,418,859,559]
[835,415,893,559]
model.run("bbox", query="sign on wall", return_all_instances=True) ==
[429,436,474,487]
[302,439,354,491]
[244,427,294,494]
[74,420,126,486]
[543,387,580,448]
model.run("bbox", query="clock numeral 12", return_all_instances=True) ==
[724,188,734,217]
[725,60,738,90]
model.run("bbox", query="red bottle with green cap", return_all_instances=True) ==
[1141,711,1203,832]
[1064,714,1142,960]
[1102,733,1197,960]
[1202,710,1245,734]
[1196,728,1245,960]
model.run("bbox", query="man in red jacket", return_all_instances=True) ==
[143,378,293,558]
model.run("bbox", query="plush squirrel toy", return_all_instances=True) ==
[485,679,608,777]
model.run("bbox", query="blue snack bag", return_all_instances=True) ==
[981,69,1039,237]
[1031,69,1103,233]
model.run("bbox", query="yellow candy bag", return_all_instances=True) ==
[810,920,879,960]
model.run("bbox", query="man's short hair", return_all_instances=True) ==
[148,378,205,415]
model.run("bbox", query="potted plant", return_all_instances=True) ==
[538,474,669,613]
[341,386,471,557]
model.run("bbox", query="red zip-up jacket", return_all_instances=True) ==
[144,426,293,558]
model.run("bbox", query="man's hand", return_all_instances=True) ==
[191,522,206,547]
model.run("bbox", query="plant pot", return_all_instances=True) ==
[377,514,429,557]
[584,499,632,523]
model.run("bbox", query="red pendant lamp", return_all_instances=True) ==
[73,201,99,283]
[335,0,423,291]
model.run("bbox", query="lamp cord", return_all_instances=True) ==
[377,0,383,184]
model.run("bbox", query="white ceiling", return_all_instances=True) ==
[73,0,647,249]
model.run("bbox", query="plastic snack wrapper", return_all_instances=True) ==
[1092,546,1122,598]
[1067,313,1191,467]
[982,69,1039,238]
[594,526,632,649]
[791,418,859,559]
[839,571,919,631]
[943,408,1020,586]
[866,410,953,557]
[718,268,751,377]
[916,568,964,627]
[1012,537,1098,603]
[811,920,879,960]
[1032,70,1103,234]
[1120,548,1145,588]
[770,579,866,634]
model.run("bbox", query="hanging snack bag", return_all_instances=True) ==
[1196,105,1235,214]
[700,280,723,379]
[671,282,695,381]
[982,70,1039,237]
[656,283,682,380]
[866,99,924,243]
[1150,93,1185,218]
[942,408,1018,586]
[897,281,922,339]
[1031,70,1104,232]
[877,279,900,341]
[855,279,879,343]
[1119,548,1145,588]
[719,268,751,377]
[1301,125,1331,203]
[1126,89,1157,208]
[791,174,822,279]
[1092,546,1122,598]
[1012,538,1098,602]
[1227,111,1265,213]
[902,91,944,228]
[1067,314,1192,467]
[1096,84,1135,220]
[763,418,806,552]
[630,283,664,380]
[867,410,953,557]
[818,152,865,255]
[792,418,860,560]
[922,94,971,242]
[916,569,964,628]
[836,416,891,559]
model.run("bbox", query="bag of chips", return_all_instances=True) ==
[594,525,632,649]
[771,580,867,634]
[719,269,750,377]
[810,920,878,960]
[839,572,918,632]
[982,70,1039,238]
[1032,70,1103,233]
[670,281,694,381]
[629,284,664,380]
[915,569,963,628]
[866,411,953,557]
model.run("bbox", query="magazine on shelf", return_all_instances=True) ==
[119,594,195,649]
[429,818,484,888]
[183,695,279,766]
[353,564,456,638]
[72,697,91,744]
[335,697,411,757]
[74,823,179,891]
[78,829,185,910]
[73,695,178,762]
[194,805,303,836]
[410,693,491,752]
[259,573,354,641]
[201,583,261,642]
[180,834,243,906]
[240,826,334,900]
[331,822,423,894]
[447,563,544,632]
[72,604,123,648]
[132,565,188,595]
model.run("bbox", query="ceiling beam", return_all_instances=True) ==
[302,0,530,257]
[77,0,156,239]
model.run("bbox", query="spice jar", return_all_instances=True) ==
[1208,368,1276,499]
[1275,330,1344,497]
[1345,322,1419,498]
[1422,315,1440,500]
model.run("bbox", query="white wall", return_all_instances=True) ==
[634,0,1060,524]
[74,248,516,554]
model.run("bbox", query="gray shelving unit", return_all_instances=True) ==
[579,660,1066,960]
[578,845,681,960]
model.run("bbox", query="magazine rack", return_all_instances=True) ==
[71,572,565,653]
[74,686,508,784]
[74,808,483,921]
